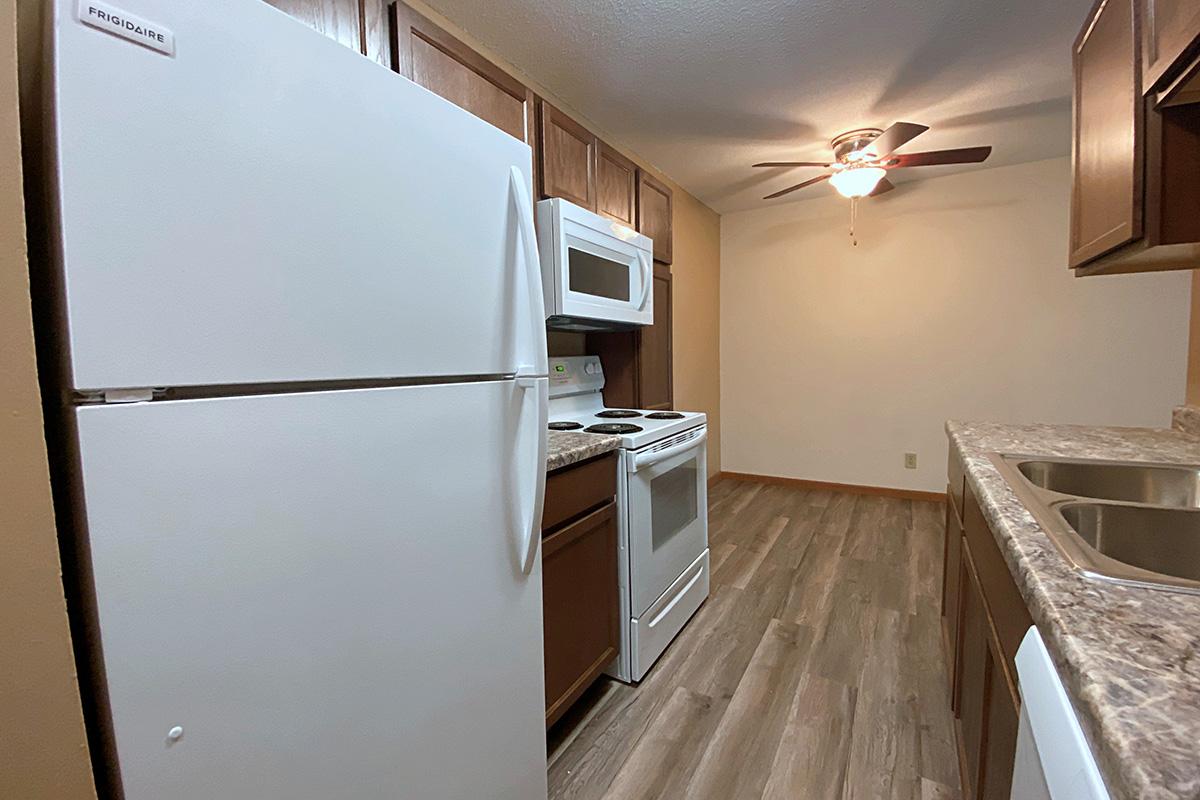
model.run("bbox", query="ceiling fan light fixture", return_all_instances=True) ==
[828,165,886,198]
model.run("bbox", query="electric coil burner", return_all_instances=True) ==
[595,409,642,418]
[645,412,685,419]
[584,423,644,434]
[548,421,584,431]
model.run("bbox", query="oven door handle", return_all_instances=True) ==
[628,430,707,473]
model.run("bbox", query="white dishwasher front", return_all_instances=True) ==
[1011,627,1110,800]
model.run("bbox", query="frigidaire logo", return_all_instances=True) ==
[86,5,166,44]
[77,0,176,56]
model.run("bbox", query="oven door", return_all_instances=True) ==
[554,220,653,328]
[625,427,709,617]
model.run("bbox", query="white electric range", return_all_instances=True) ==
[548,356,710,682]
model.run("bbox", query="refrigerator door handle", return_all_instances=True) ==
[510,166,549,378]
[514,375,548,575]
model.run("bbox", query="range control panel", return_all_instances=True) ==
[548,355,605,398]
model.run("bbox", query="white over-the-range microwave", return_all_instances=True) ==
[536,198,654,331]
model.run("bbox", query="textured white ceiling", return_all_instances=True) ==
[422,0,1092,213]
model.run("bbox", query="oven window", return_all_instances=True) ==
[651,459,699,551]
[568,248,630,301]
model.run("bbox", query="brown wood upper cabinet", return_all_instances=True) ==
[1143,0,1200,93]
[388,2,535,146]
[638,171,674,265]
[1070,0,1200,275]
[538,100,598,210]
[586,266,673,411]
[596,142,638,228]
[263,0,363,52]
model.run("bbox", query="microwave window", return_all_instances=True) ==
[568,248,630,301]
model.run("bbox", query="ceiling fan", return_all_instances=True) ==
[753,122,992,200]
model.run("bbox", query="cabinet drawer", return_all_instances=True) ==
[542,501,619,727]
[543,452,617,532]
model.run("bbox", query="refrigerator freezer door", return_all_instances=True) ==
[75,382,547,799]
[52,0,544,390]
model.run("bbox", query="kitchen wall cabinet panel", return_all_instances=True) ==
[538,100,597,210]
[388,2,534,145]
[1143,0,1200,92]
[639,268,674,410]
[637,171,674,265]
[542,453,619,728]
[1070,0,1200,275]
[586,268,673,411]
[596,142,638,228]
[262,0,363,53]
[1069,0,1143,268]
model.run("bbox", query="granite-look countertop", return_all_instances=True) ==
[946,420,1200,800]
[546,430,621,472]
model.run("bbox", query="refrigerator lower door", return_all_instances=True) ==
[53,0,545,390]
[75,381,548,800]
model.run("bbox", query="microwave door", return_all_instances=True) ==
[560,232,652,327]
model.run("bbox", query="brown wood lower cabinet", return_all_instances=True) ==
[541,453,619,728]
[944,447,1032,800]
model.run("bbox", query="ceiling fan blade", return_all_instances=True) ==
[889,146,992,168]
[763,173,831,199]
[869,177,895,197]
[752,161,832,168]
[863,121,929,158]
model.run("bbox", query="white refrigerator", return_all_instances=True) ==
[40,1,549,797]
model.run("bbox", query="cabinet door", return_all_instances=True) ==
[389,3,534,145]
[637,171,674,264]
[955,547,990,798]
[542,502,619,727]
[942,491,964,710]
[1070,0,1143,267]
[980,648,1020,800]
[638,269,673,411]
[596,142,638,228]
[539,101,597,210]
[262,0,363,52]
[1143,0,1200,92]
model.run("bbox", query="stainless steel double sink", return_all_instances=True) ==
[991,454,1200,594]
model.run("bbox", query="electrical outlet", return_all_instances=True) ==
[904,452,918,470]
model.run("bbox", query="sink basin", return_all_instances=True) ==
[1016,459,1200,507]
[1059,503,1200,583]
[992,454,1200,594]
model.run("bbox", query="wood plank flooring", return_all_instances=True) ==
[546,478,960,800]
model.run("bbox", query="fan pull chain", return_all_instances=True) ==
[849,197,858,247]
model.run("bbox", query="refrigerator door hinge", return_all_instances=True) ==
[76,388,164,404]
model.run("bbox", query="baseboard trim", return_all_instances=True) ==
[716,471,947,503]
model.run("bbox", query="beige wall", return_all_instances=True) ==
[402,1,722,474]
[721,157,1190,493]
[1,0,97,796]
